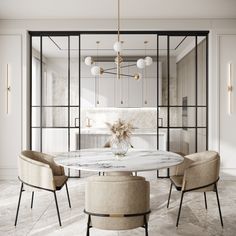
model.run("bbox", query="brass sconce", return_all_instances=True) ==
[228,63,233,115]
[6,64,11,114]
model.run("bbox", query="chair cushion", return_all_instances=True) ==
[54,175,68,190]
[170,175,183,191]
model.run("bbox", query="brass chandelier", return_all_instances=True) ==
[84,0,153,80]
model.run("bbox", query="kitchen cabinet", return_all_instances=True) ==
[142,78,157,107]
[127,61,162,108]
[81,76,95,107]
[81,63,96,107]
[143,62,162,107]
[0,35,22,178]
[115,76,129,107]
[128,76,143,107]
[81,61,162,108]
[96,76,115,107]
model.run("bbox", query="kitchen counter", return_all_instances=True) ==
[79,128,167,150]
[80,128,165,135]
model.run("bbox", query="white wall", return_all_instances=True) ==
[1,18,236,179]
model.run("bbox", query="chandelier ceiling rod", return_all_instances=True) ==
[117,0,121,80]
[84,0,153,81]
[117,0,120,42]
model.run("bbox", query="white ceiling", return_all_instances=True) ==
[0,0,236,19]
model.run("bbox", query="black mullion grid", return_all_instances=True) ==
[167,36,170,152]
[40,36,43,152]
[195,36,198,153]
[159,126,207,129]
[29,36,32,150]
[29,30,209,37]
[68,36,70,152]
[156,35,159,150]
[158,105,206,108]
[76,35,82,178]
[29,31,209,164]
[167,36,170,177]
[32,127,81,129]
[206,35,209,150]
[32,105,79,107]
[79,34,81,150]
[32,126,207,129]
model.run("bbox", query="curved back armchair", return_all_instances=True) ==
[15,150,71,227]
[85,175,150,236]
[167,151,223,227]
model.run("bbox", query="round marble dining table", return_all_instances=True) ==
[54,148,183,173]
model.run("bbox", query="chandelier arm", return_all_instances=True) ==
[104,63,137,72]
[103,71,134,78]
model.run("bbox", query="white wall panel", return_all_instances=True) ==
[0,35,22,179]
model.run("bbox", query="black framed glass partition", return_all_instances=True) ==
[30,31,208,177]
[31,35,81,154]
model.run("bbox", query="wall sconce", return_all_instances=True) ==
[228,63,233,115]
[6,64,11,114]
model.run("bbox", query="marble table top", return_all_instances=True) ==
[55,148,183,172]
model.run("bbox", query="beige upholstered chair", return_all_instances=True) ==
[85,174,150,236]
[15,150,71,226]
[167,151,223,227]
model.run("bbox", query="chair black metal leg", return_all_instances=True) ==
[98,172,101,176]
[65,182,71,208]
[145,222,148,236]
[31,192,34,209]
[14,183,24,226]
[86,215,91,236]
[167,183,173,208]
[144,215,148,236]
[176,191,184,227]
[215,184,223,227]
[156,170,159,178]
[204,192,207,210]
[53,191,62,226]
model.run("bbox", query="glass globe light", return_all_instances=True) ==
[84,56,93,66]
[91,66,101,76]
[137,58,146,69]
[145,56,153,66]
[113,41,122,52]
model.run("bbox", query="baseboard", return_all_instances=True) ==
[0,167,18,180]
[220,168,236,180]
